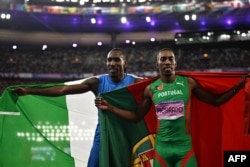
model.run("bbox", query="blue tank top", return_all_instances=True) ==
[97,74,137,94]
[93,74,137,143]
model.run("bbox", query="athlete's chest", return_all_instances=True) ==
[151,77,190,120]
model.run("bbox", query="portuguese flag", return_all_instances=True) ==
[0,72,249,167]
[99,72,250,167]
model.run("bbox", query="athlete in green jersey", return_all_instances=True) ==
[150,75,197,166]
[95,48,250,167]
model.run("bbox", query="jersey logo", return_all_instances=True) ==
[176,81,184,87]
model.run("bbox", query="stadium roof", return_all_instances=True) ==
[1,0,249,33]
[0,0,249,45]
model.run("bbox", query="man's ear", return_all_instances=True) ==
[155,62,159,69]
[124,61,128,69]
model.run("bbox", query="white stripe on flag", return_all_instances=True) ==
[65,79,97,167]
[0,111,20,115]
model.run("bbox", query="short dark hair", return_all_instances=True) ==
[155,48,174,60]
[158,48,173,53]
[109,48,126,61]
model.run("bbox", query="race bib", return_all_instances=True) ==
[155,100,184,120]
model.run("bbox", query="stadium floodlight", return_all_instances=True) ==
[227,19,232,25]
[150,37,155,42]
[12,45,17,50]
[150,21,155,26]
[1,13,5,19]
[125,39,130,43]
[145,16,151,22]
[191,14,197,21]
[42,44,47,51]
[121,16,127,24]
[79,0,85,5]
[184,14,190,21]
[0,13,11,19]
[91,18,96,24]
[6,14,11,19]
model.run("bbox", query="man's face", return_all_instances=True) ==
[156,50,177,76]
[106,50,127,78]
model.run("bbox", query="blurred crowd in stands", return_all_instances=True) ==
[0,42,250,94]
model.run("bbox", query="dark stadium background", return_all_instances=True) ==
[0,0,250,94]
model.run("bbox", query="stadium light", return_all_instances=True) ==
[150,21,155,26]
[125,39,130,43]
[1,13,11,20]
[191,14,197,21]
[12,45,17,50]
[184,14,190,21]
[150,37,155,42]
[42,44,47,50]
[79,0,85,5]
[91,18,96,24]
[145,16,151,22]
[121,16,127,24]
[227,19,232,25]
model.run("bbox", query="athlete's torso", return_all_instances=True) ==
[150,75,191,142]
[94,74,137,142]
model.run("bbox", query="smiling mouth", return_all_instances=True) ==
[109,68,117,73]
[163,66,172,70]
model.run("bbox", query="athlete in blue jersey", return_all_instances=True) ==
[13,48,144,167]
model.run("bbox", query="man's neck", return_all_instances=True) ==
[110,75,124,83]
[161,73,175,83]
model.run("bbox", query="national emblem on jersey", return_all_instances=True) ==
[157,84,163,91]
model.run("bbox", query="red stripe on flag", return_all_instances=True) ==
[127,77,159,134]
[244,78,250,134]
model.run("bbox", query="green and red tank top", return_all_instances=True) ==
[150,75,192,142]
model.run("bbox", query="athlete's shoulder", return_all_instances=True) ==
[127,73,144,79]
[127,74,145,83]
[126,73,139,78]
[96,74,109,79]
[176,74,188,78]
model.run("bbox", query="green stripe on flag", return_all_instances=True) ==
[100,78,157,167]
[0,80,97,167]
[0,86,19,115]
[0,95,75,167]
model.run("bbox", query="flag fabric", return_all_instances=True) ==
[0,79,98,167]
[0,72,249,167]
[99,72,250,167]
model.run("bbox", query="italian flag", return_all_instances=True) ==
[0,79,98,167]
[0,72,250,167]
